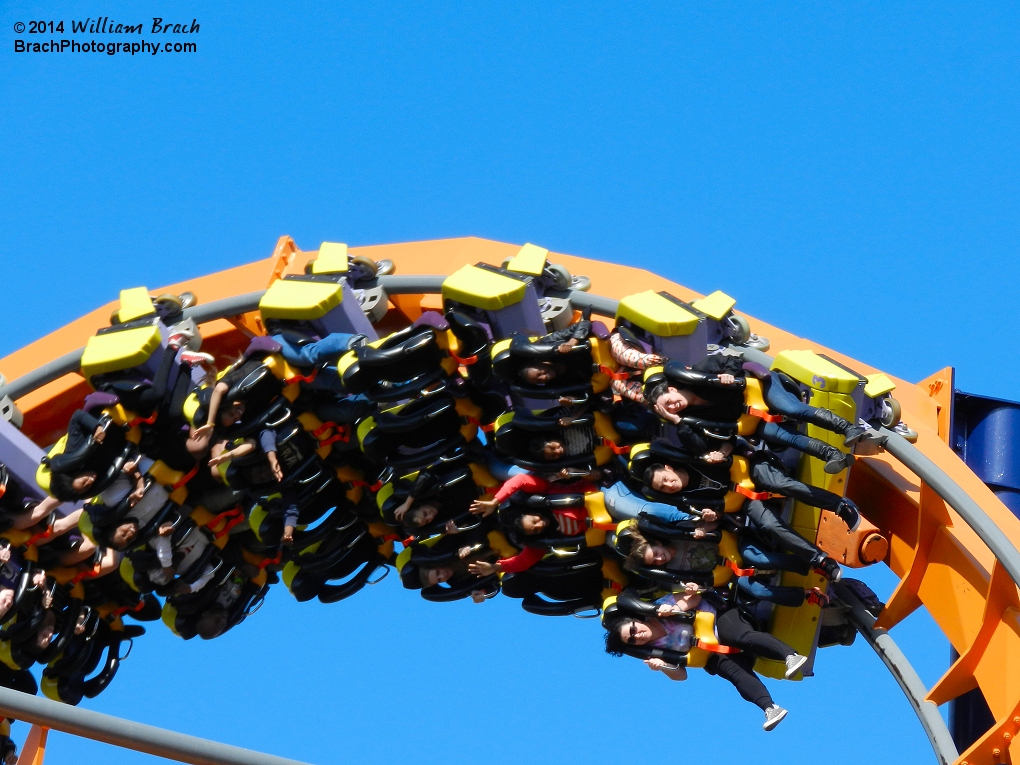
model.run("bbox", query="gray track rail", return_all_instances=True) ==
[831,582,959,765]
[0,278,615,403]
[2,278,1018,765]
[0,686,312,765]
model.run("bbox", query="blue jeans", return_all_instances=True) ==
[762,372,817,420]
[758,421,834,461]
[762,372,849,433]
[272,332,361,392]
[272,332,359,368]
[611,401,658,444]
[602,482,695,524]
[737,541,810,607]
[737,577,806,607]
[738,541,809,575]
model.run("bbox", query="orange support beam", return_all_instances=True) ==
[16,725,47,765]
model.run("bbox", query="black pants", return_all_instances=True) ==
[500,569,602,601]
[49,409,102,474]
[750,461,842,511]
[716,607,795,661]
[743,499,822,566]
[705,652,773,711]
[104,346,183,417]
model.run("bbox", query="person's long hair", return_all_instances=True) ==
[622,528,661,572]
[603,612,633,657]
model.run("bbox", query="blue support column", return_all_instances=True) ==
[949,386,1020,749]
[954,391,1020,519]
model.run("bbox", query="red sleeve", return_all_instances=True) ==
[493,473,551,503]
[498,546,546,574]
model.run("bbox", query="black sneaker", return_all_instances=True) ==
[813,556,842,583]
[835,498,861,532]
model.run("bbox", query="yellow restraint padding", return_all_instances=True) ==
[80,325,162,382]
[333,464,365,504]
[0,639,18,671]
[394,546,412,573]
[771,350,859,395]
[356,416,376,448]
[118,287,157,323]
[488,530,519,559]
[5,531,32,552]
[616,292,700,337]
[493,410,515,433]
[864,373,896,398]
[248,503,269,543]
[601,558,628,590]
[375,481,395,512]
[718,529,741,568]
[455,397,483,441]
[505,243,549,276]
[469,462,499,490]
[628,442,650,466]
[585,492,612,527]
[441,265,529,311]
[161,602,180,635]
[37,435,69,493]
[312,241,349,274]
[259,278,344,321]
[367,521,395,541]
[282,560,302,591]
[78,511,96,545]
[148,460,184,490]
[336,349,359,380]
[41,675,60,701]
[583,493,611,547]
[589,335,616,368]
[615,517,637,535]
[736,377,768,436]
[119,556,140,592]
[694,610,718,646]
[725,456,754,512]
[602,593,618,616]
[491,338,512,359]
[691,290,736,321]
[395,534,445,573]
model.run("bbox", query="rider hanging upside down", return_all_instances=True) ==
[647,355,865,473]
[604,591,804,730]
[466,472,599,576]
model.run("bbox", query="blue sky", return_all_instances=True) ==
[3,2,1017,763]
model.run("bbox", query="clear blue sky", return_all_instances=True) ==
[3,2,1017,763]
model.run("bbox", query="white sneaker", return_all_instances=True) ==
[179,351,214,367]
[763,704,788,731]
[784,653,808,679]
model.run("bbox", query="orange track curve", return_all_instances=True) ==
[2,235,1018,765]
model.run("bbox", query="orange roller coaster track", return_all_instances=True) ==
[0,236,1018,765]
